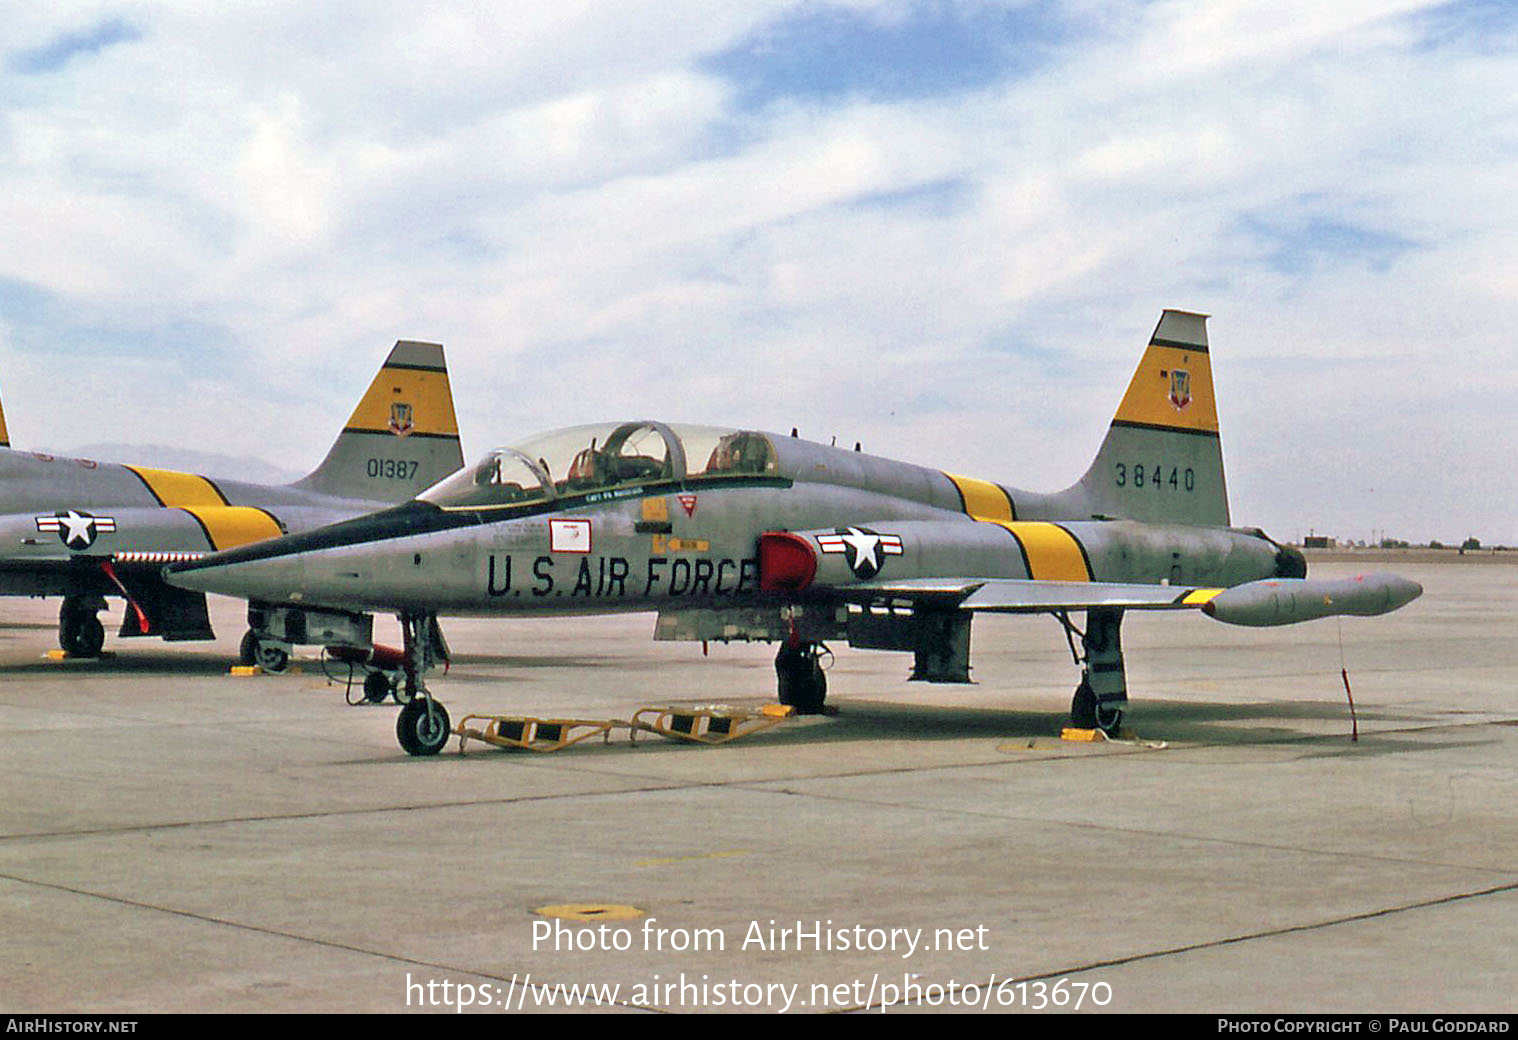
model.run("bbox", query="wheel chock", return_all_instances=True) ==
[629,704,794,745]
[450,703,797,754]
[454,715,621,754]
[1060,727,1107,742]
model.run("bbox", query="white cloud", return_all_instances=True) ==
[2,0,1515,542]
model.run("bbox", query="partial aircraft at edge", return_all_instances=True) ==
[165,311,1421,755]
[0,341,463,660]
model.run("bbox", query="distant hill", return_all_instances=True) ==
[51,443,304,486]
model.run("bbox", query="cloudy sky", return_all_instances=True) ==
[3,1,1515,544]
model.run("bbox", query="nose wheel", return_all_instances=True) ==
[394,611,452,755]
[396,698,452,756]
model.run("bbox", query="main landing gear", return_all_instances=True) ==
[59,596,106,658]
[393,612,452,756]
[239,629,291,673]
[1059,607,1128,737]
[775,641,830,715]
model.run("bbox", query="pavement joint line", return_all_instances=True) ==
[2,715,1514,846]
[0,869,665,1013]
[829,882,1518,1013]
[745,782,1518,880]
[7,869,1512,1017]
[983,878,1518,992]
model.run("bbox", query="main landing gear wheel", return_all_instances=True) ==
[362,670,393,704]
[775,644,828,715]
[1070,680,1124,737]
[397,698,451,756]
[251,637,290,674]
[1096,704,1125,737]
[239,629,259,666]
[59,599,105,658]
[1070,680,1098,730]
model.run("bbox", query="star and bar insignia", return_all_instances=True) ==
[816,526,904,579]
[36,510,117,551]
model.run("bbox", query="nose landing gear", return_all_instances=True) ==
[394,612,452,756]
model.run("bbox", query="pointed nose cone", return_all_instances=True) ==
[1382,573,1423,612]
[166,550,312,603]
[165,499,449,605]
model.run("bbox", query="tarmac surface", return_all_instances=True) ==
[1,555,1514,1014]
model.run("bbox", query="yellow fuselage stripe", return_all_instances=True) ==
[991,521,1092,582]
[946,473,1014,522]
[125,466,228,507]
[180,506,284,551]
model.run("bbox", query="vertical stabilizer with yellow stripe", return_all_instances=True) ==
[294,340,465,504]
[1062,310,1230,527]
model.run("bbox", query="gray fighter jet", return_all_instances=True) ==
[166,311,1420,754]
[1,340,463,662]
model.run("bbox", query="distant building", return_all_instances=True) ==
[1304,535,1336,549]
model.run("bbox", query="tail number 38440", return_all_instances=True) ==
[1115,463,1195,491]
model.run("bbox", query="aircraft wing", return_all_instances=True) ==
[829,574,1421,626]
[827,577,1214,612]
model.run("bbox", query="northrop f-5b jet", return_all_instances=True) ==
[166,312,1421,754]
[0,341,462,660]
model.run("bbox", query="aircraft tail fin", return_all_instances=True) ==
[0,375,10,448]
[294,340,464,504]
[1063,310,1230,527]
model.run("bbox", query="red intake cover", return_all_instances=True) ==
[758,531,817,592]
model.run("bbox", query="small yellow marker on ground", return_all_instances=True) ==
[533,904,645,922]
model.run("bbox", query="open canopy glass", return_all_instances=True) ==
[419,421,779,510]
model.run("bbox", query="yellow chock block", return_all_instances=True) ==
[1060,727,1107,742]
[761,703,795,718]
[228,665,262,677]
[44,650,67,660]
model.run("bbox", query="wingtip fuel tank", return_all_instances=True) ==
[1200,572,1423,627]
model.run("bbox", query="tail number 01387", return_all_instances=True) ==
[368,459,421,480]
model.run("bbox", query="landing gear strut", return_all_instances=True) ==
[775,642,829,715]
[59,596,106,658]
[394,612,451,756]
[1058,607,1128,736]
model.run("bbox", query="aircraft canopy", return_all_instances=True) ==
[419,421,779,509]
